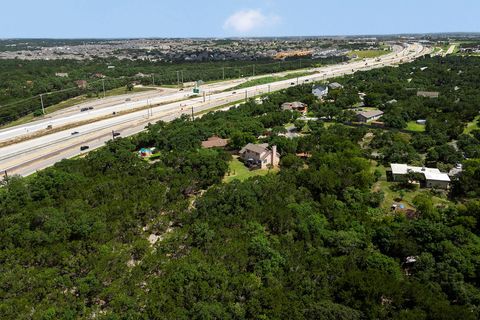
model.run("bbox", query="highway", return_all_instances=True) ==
[0,42,430,178]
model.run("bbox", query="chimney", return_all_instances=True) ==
[271,145,277,167]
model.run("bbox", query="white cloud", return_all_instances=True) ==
[223,9,280,34]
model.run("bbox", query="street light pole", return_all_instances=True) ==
[40,94,45,115]
[102,79,106,98]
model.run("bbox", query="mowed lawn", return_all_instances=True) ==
[464,115,479,134]
[406,121,426,132]
[223,157,275,183]
[349,50,389,59]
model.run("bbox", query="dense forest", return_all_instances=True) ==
[1,56,480,319]
[0,56,344,125]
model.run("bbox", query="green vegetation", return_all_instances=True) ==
[406,121,426,132]
[223,157,272,182]
[464,115,479,134]
[3,54,480,319]
[348,49,389,59]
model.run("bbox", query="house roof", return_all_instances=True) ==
[357,110,384,119]
[328,82,343,89]
[312,85,328,91]
[201,136,229,148]
[239,143,269,154]
[281,101,307,110]
[390,164,451,182]
[417,91,439,98]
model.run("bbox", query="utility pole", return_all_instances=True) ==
[253,64,255,76]
[222,67,225,80]
[176,71,180,85]
[40,94,45,115]
[112,130,116,139]
[102,79,106,98]
[268,84,271,93]
[152,74,155,86]
[3,170,8,181]
[181,70,184,84]
[203,91,206,103]
[238,69,241,79]
[191,107,194,121]
[245,90,248,102]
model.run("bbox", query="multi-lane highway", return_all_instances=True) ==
[0,42,430,178]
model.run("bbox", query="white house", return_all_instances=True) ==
[390,163,451,189]
[312,85,329,99]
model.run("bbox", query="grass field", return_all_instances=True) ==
[223,157,275,183]
[464,115,479,134]
[348,50,389,60]
[229,71,315,91]
[406,121,426,132]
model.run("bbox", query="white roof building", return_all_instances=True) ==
[390,163,450,189]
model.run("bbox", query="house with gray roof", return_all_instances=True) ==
[239,143,280,169]
[356,109,384,123]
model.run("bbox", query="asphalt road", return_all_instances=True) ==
[0,42,430,178]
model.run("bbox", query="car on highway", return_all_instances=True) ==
[80,107,89,112]
[46,125,53,130]
[232,91,236,94]
[113,132,121,137]
[125,98,131,102]
[290,82,295,85]
[80,146,89,151]
[88,107,94,110]
[71,131,79,135]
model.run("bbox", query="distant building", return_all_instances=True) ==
[390,163,450,189]
[239,143,280,169]
[281,101,308,114]
[75,80,88,89]
[312,85,329,99]
[55,72,69,78]
[94,73,106,79]
[328,82,343,90]
[356,109,384,123]
[417,91,439,98]
[201,136,229,149]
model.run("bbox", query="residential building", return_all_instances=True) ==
[390,163,451,189]
[55,72,69,78]
[356,109,384,123]
[239,143,280,169]
[328,82,343,90]
[201,136,229,149]
[417,91,440,98]
[312,85,329,99]
[75,80,88,89]
[281,101,308,114]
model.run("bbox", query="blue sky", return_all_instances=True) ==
[1,0,479,38]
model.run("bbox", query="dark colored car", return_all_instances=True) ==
[80,146,89,151]
[71,131,79,135]
[88,107,94,110]
[113,132,121,137]
[80,108,88,112]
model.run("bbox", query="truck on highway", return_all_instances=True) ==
[80,146,89,151]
